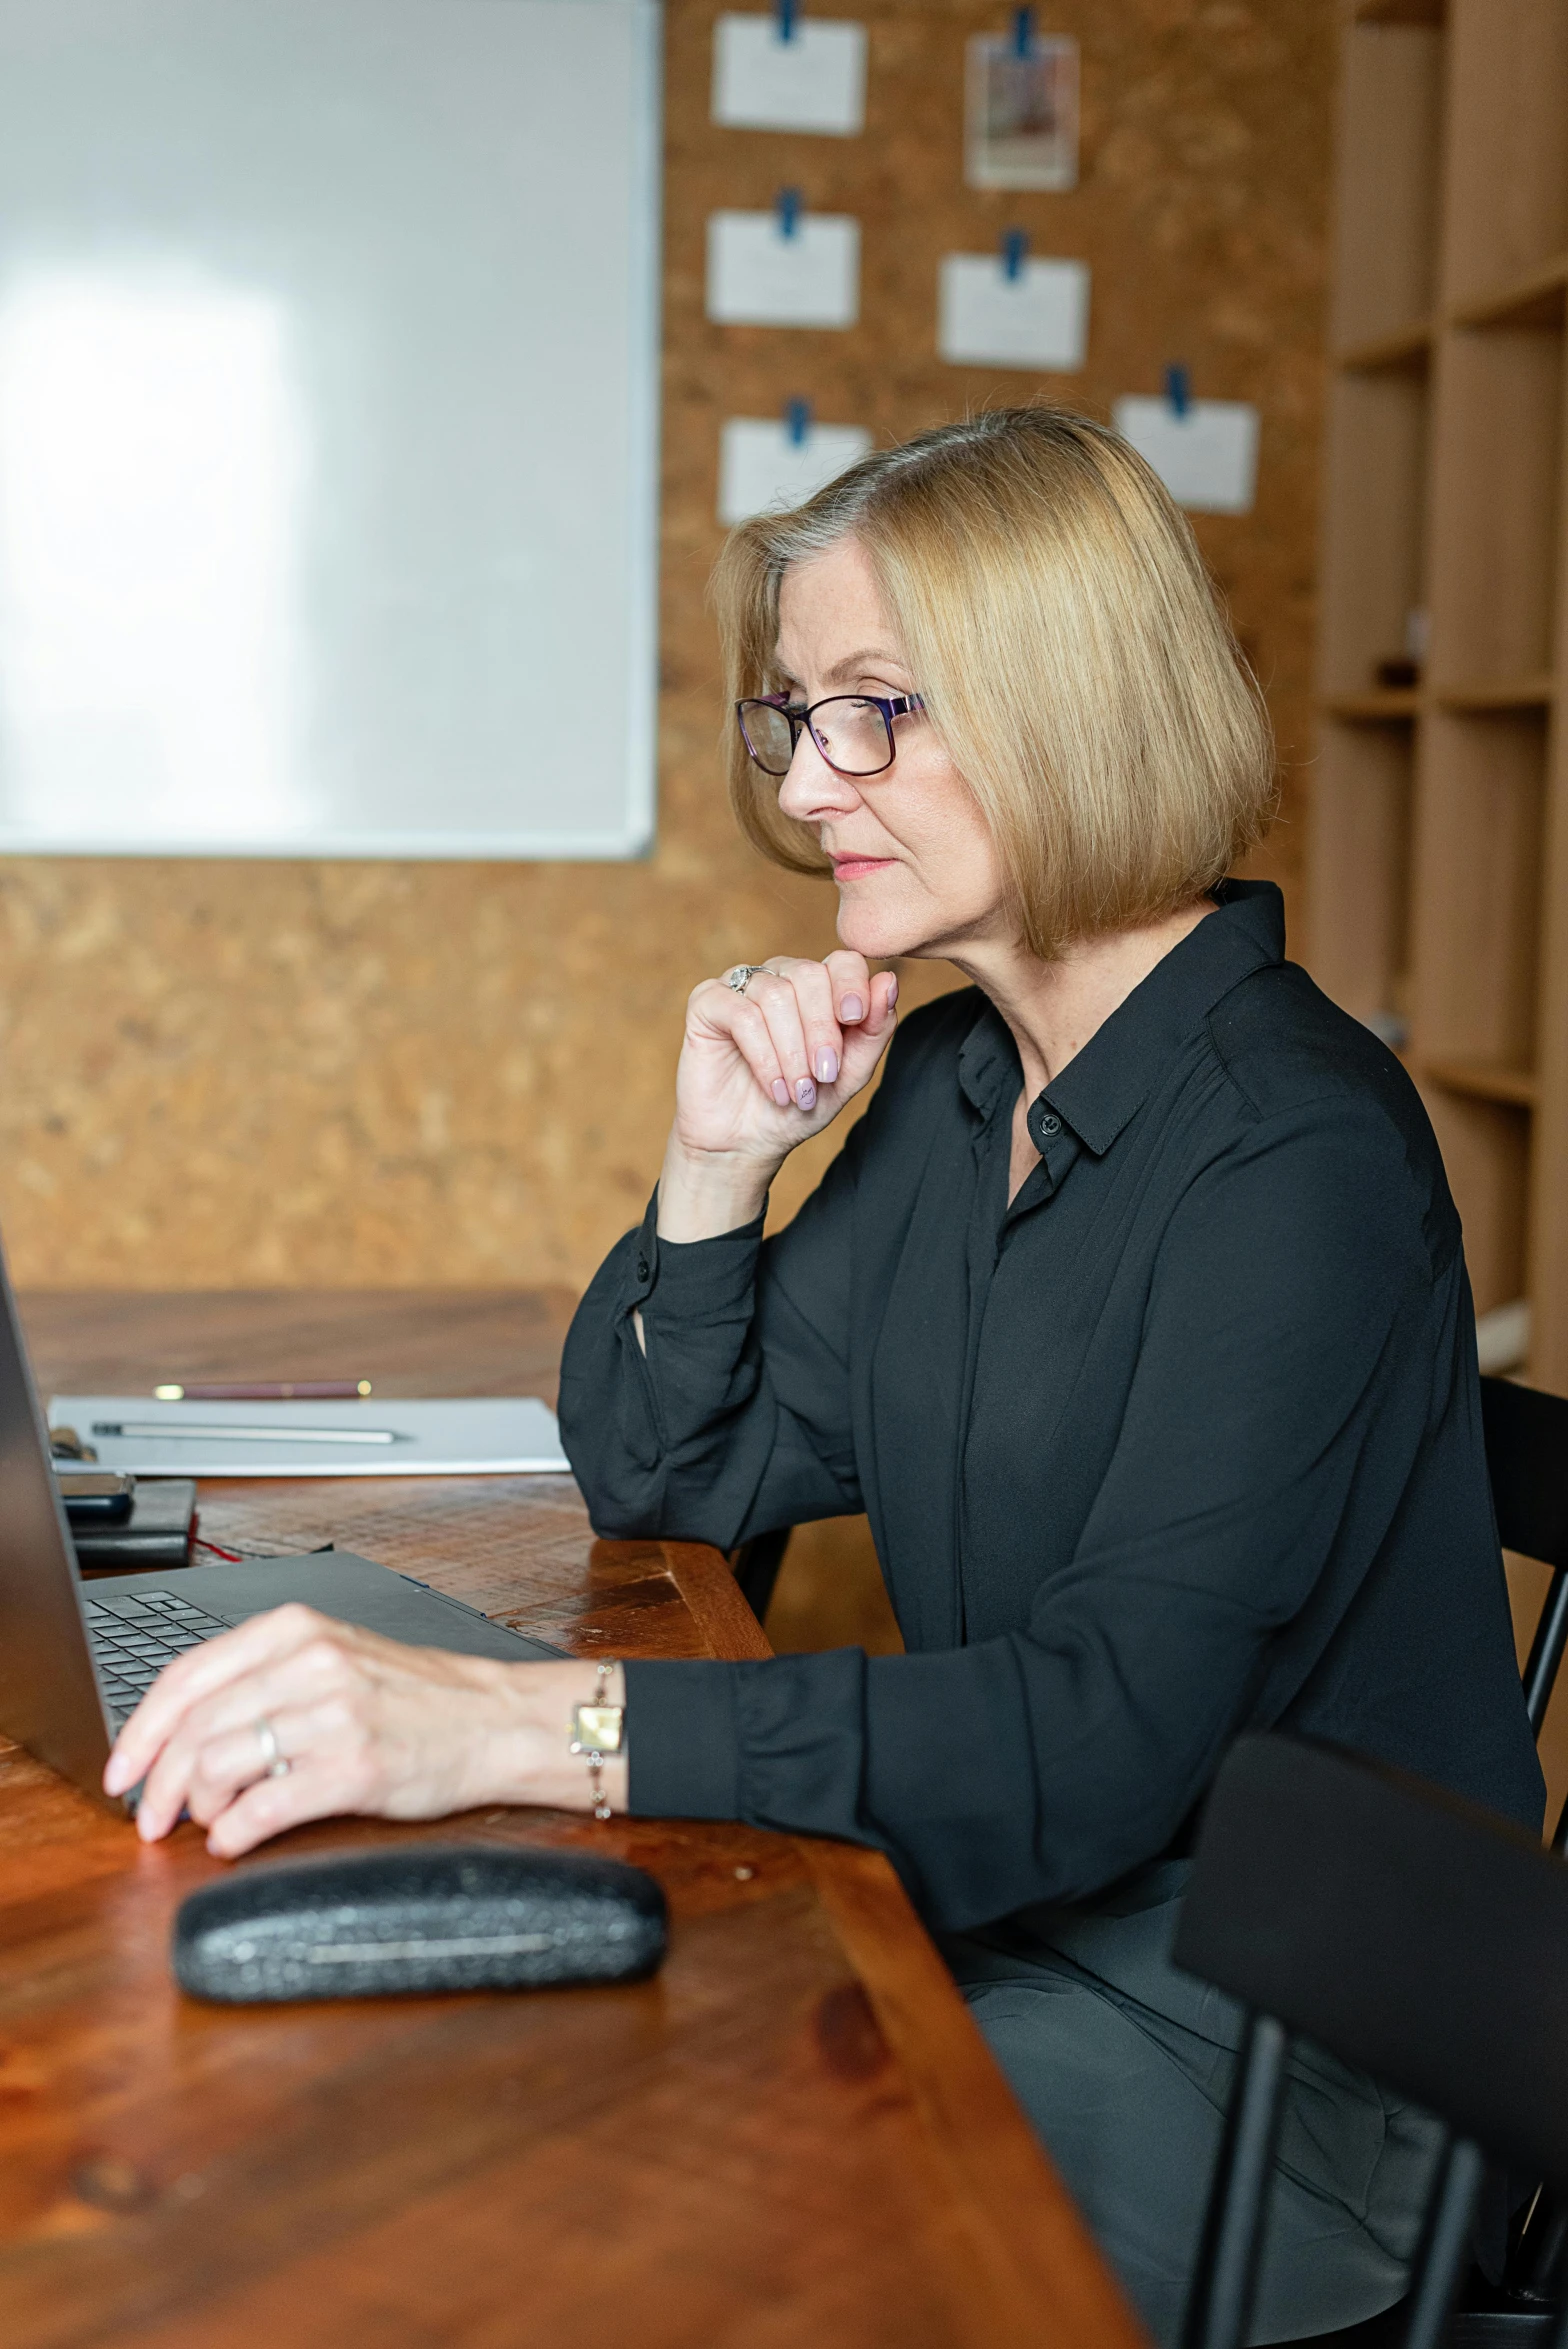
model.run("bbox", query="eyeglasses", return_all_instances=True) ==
[735,691,926,780]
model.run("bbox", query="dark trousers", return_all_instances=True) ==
[940,1864,1442,2347]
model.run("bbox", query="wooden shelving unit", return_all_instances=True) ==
[1309,0,1568,1390]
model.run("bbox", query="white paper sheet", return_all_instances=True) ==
[937,253,1089,371]
[1112,395,1260,515]
[711,13,867,135]
[718,416,873,524]
[707,209,860,328]
[48,1395,571,1477]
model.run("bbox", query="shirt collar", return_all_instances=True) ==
[955,880,1285,1154]
[957,995,1018,1119]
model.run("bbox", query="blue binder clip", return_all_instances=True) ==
[785,398,812,446]
[777,0,799,41]
[776,187,803,240]
[1012,7,1034,58]
[1165,363,1191,419]
[1001,228,1029,282]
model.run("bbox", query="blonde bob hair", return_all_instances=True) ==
[711,407,1276,961]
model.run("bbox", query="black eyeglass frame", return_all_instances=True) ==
[735,691,927,780]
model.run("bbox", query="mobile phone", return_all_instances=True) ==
[53,1469,136,1523]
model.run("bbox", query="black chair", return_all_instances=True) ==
[1481,1376,1568,1784]
[1175,1735,1568,2349]
[1470,1374,1568,2330]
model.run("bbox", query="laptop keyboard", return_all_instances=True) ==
[84,1590,233,1726]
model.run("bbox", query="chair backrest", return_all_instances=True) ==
[1481,1374,1568,1752]
[1481,1377,1568,1576]
[1176,1739,1568,2349]
[1173,1736,1568,2198]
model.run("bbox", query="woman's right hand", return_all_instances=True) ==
[657,953,898,1241]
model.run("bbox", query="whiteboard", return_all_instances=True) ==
[0,0,661,858]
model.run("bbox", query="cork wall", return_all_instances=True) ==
[0,0,1335,1292]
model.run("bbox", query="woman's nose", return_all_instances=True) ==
[777,729,863,824]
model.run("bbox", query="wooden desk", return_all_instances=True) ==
[0,1293,1144,2349]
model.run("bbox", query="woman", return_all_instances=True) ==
[109,411,1541,2342]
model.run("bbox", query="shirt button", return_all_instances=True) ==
[1037,1113,1061,1138]
[635,1257,650,1281]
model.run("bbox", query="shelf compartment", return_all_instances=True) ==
[1427,323,1564,683]
[1423,1057,1541,1105]
[1420,1090,1533,1316]
[1332,17,1446,350]
[1321,689,1422,722]
[1337,320,1434,373]
[1354,0,1444,22]
[1410,708,1547,1072]
[1307,720,1415,1025]
[1433,674,1556,711]
[1318,369,1431,698]
[1451,252,1568,332]
[1441,0,1568,305]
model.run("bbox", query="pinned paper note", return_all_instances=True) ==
[965,14,1078,190]
[938,246,1088,370]
[707,201,860,327]
[712,11,868,135]
[718,410,873,524]
[1112,394,1260,515]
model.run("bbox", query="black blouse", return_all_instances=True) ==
[558,883,1543,1933]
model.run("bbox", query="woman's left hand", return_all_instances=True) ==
[102,1604,625,1858]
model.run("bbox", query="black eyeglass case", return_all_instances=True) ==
[173,1843,668,2004]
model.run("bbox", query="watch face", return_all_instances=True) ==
[572,1702,625,1754]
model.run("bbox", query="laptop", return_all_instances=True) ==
[0,1252,565,1809]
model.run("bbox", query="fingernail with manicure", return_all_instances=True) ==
[771,1079,791,1107]
[795,1077,817,1111]
[887,974,899,1007]
[840,994,864,1022]
[815,1047,839,1084]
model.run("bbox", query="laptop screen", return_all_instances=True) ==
[0,1251,114,1796]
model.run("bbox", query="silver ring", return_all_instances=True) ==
[724,964,769,996]
[254,1716,290,1780]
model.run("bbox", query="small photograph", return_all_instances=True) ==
[965,32,1079,191]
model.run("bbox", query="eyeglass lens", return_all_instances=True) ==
[741,696,894,778]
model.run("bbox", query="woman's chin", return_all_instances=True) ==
[835,898,932,963]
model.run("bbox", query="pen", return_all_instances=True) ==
[153,1381,373,1402]
[93,1423,401,1446]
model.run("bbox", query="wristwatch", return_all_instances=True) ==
[569,1662,625,1821]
